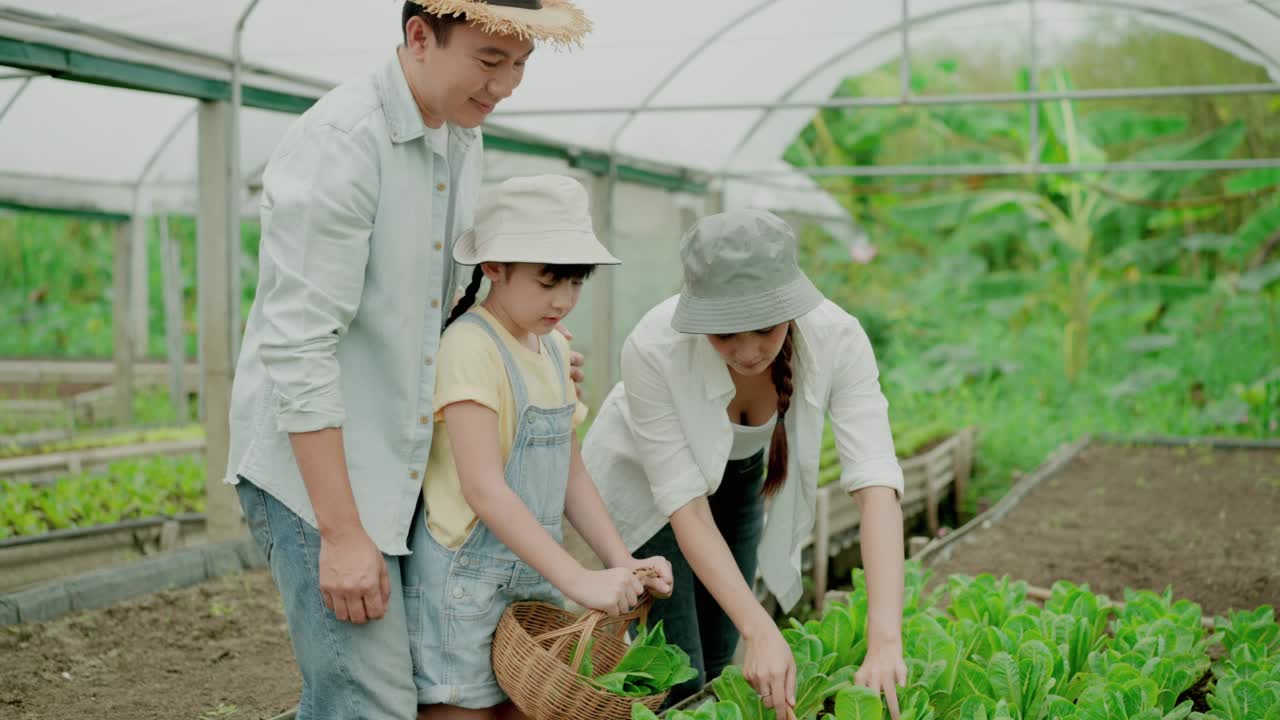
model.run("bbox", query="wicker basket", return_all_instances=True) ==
[492,584,667,720]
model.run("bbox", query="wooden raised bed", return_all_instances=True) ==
[805,427,974,610]
[0,437,206,483]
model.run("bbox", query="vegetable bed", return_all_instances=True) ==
[656,563,1279,719]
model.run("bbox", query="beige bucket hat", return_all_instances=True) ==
[453,175,620,266]
[409,0,591,48]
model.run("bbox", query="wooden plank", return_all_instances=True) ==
[160,213,189,422]
[130,211,150,358]
[0,360,200,386]
[924,455,940,537]
[813,488,831,613]
[0,438,207,480]
[953,428,974,516]
[588,174,615,407]
[112,222,135,426]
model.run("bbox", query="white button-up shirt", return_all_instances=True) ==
[226,52,483,555]
[582,296,904,611]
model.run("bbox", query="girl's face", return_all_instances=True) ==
[483,262,584,335]
[705,323,789,377]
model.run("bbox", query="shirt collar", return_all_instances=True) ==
[378,48,477,151]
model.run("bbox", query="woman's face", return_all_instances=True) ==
[705,323,789,377]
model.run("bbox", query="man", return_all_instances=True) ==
[226,2,590,718]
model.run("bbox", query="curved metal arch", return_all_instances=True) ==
[606,0,782,152]
[719,0,1280,173]
[1247,0,1280,22]
[0,76,33,126]
[136,107,199,188]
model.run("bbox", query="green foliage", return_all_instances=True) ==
[580,621,698,699]
[0,455,205,539]
[0,213,259,359]
[669,567,1279,720]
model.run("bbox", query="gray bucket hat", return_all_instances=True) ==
[671,209,824,334]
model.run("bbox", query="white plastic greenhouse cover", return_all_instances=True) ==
[1,0,1279,218]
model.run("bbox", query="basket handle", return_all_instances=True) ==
[532,568,657,675]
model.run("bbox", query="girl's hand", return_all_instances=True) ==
[620,555,674,598]
[563,567,645,617]
[743,621,796,719]
[855,635,908,720]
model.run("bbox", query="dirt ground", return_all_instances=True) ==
[0,570,299,720]
[928,442,1280,617]
[3,442,1277,719]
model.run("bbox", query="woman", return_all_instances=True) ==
[582,209,908,718]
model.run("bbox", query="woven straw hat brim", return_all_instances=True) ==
[412,0,590,48]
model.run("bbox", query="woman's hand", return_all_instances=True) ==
[619,555,674,598]
[742,621,796,719]
[855,634,908,719]
[563,567,645,617]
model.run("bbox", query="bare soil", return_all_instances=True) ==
[0,570,299,720]
[928,442,1280,617]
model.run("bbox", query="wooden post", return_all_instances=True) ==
[908,536,930,558]
[199,101,241,542]
[813,488,831,614]
[588,173,615,408]
[160,214,188,422]
[925,446,940,539]
[953,428,974,521]
[112,222,135,426]
[130,211,150,358]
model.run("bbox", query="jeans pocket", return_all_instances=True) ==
[404,585,425,670]
[235,479,275,562]
[446,573,504,620]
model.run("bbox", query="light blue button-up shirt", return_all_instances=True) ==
[227,51,483,554]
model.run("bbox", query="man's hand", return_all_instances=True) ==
[318,525,391,624]
[554,322,587,400]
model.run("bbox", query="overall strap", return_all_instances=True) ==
[452,312,531,409]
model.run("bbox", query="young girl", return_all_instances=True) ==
[404,174,674,720]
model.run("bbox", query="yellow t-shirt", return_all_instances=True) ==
[423,306,588,549]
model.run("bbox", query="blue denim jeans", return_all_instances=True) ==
[634,450,766,708]
[236,478,418,720]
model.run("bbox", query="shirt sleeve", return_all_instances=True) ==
[432,323,505,420]
[828,310,906,497]
[619,335,710,517]
[257,121,379,434]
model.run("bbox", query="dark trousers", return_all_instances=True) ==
[634,450,766,708]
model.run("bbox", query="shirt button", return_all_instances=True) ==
[453,587,464,598]
[437,182,447,192]
[419,415,430,425]
[434,242,443,251]
[409,470,420,480]
[424,355,433,365]
[431,299,440,309]
[458,556,469,567]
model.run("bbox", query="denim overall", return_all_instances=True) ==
[404,312,575,708]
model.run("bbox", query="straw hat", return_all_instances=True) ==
[453,175,620,266]
[409,0,591,48]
